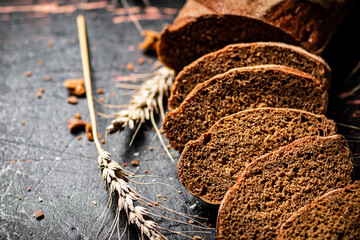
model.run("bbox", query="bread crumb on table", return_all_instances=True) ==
[67,96,78,105]
[35,210,44,220]
[25,71,32,77]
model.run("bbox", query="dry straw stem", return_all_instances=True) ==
[77,15,167,240]
[106,66,175,162]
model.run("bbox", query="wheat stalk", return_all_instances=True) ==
[77,15,168,240]
[106,66,175,162]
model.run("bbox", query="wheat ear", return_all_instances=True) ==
[106,66,175,162]
[77,15,167,240]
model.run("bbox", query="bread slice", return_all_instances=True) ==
[163,65,328,152]
[216,135,354,240]
[168,42,331,110]
[277,181,360,240]
[178,108,337,204]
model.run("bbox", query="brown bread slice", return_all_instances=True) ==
[168,42,331,110]
[158,0,353,71]
[163,65,328,152]
[216,135,354,240]
[277,181,360,240]
[178,108,337,204]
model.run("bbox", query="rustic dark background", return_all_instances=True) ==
[0,0,359,239]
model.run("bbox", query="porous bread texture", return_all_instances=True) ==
[157,0,352,71]
[277,181,360,240]
[178,108,337,204]
[163,65,328,152]
[216,135,354,240]
[168,42,331,110]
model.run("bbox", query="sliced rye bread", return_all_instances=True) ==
[163,65,328,152]
[157,0,353,71]
[168,42,331,110]
[277,181,360,240]
[216,135,354,240]
[178,108,337,204]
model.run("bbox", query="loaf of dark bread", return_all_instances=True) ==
[168,42,331,110]
[216,135,353,240]
[178,108,337,204]
[277,181,360,240]
[163,65,328,152]
[158,0,353,71]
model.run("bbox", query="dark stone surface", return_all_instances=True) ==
[0,1,359,240]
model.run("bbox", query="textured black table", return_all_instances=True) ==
[0,1,359,239]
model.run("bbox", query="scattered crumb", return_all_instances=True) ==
[178,191,182,194]
[189,220,194,224]
[131,159,140,166]
[45,76,51,81]
[63,78,85,96]
[85,123,94,141]
[38,197,43,202]
[139,30,160,51]
[27,187,31,192]
[149,147,153,151]
[35,210,44,220]
[96,88,105,94]
[67,96,78,104]
[137,57,145,65]
[180,204,183,206]
[25,71,32,77]
[166,145,171,149]
[131,173,135,176]
[162,153,165,156]
[154,201,159,206]
[156,195,161,198]
[144,170,148,173]
[122,163,127,167]
[37,92,42,98]
[77,136,82,140]
[18,197,21,200]
[75,113,82,119]
[39,87,45,93]
[100,139,106,144]
[144,158,148,161]
[163,198,167,202]
[127,63,134,71]
[97,133,101,139]
[48,40,53,48]
[39,60,45,66]
[194,236,204,240]
[170,152,174,156]
[55,157,60,161]
[134,152,139,156]
[97,97,104,103]
[20,120,25,126]
[194,215,199,218]
[67,118,87,132]
[91,201,97,205]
